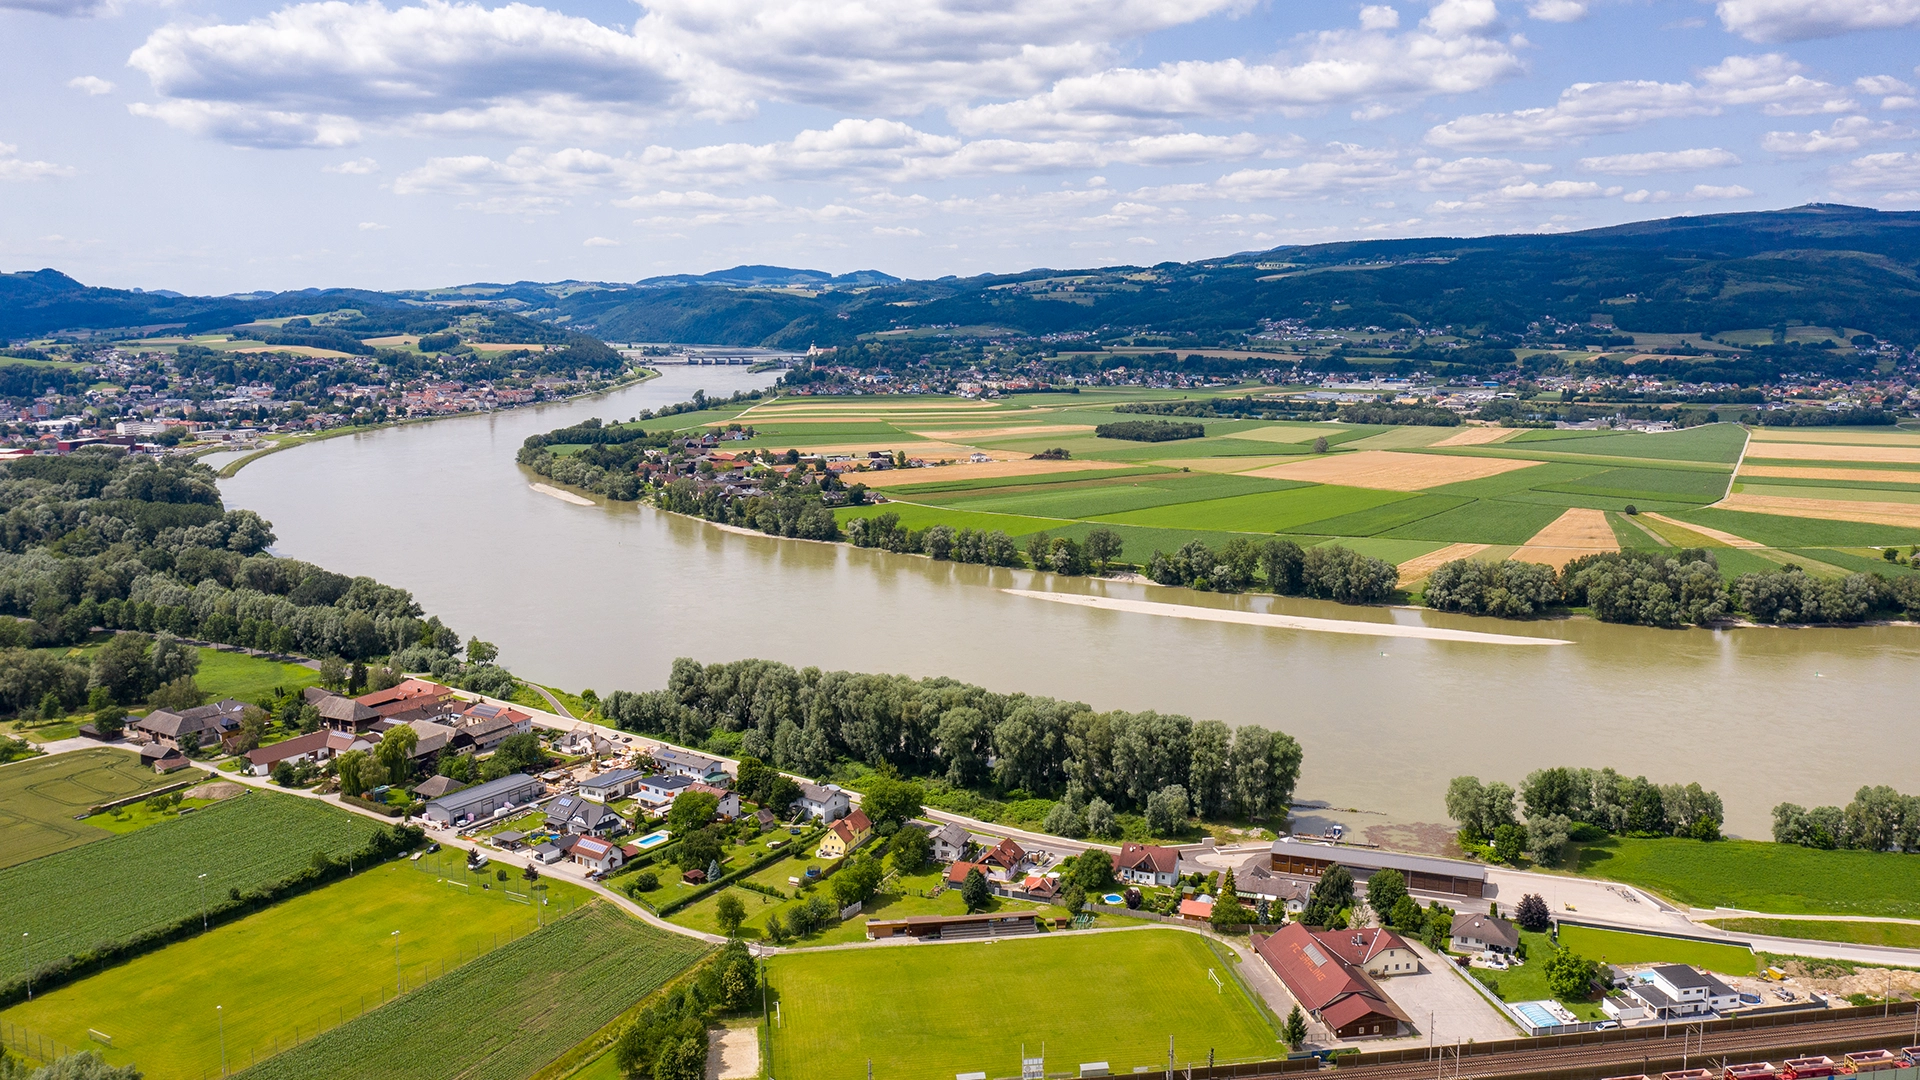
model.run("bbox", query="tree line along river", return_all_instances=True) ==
[217,366,1920,839]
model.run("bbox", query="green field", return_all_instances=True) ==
[1379,498,1569,545]
[84,796,220,834]
[234,903,709,1080]
[768,929,1280,1080]
[0,860,590,1079]
[1703,918,1920,950]
[1572,837,1920,919]
[1674,507,1920,548]
[0,748,192,868]
[193,648,321,702]
[668,865,1051,946]
[0,790,384,975]
[1556,925,1756,975]
[1098,485,1409,532]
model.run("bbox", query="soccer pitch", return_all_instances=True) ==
[767,929,1281,1080]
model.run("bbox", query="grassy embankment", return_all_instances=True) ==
[1570,836,1920,920]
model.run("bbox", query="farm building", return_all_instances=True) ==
[1451,913,1519,955]
[355,678,455,712]
[134,698,247,748]
[307,687,382,732]
[1254,922,1411,1040]
[243,728,372,776]
[139,742,189,773]
[456,702,534,749]
[579,768,647,803]
[1269,836,1488,900]
[1115,842,1179,887]
[421,773,546,825]
[412,774,466,800]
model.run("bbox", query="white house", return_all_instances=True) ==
[1114,843,1179,887]
[1620,965,1741,1019]
[570,836,626,873]
[1450,913,1520,956]
[579,768,647,803]
[685,782,740,819]
[792,782,851,822]
[929,821,970,863]
[634,774,694,810]
[653,747,727,783]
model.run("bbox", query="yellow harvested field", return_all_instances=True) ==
[856,459,1129,488]
[1739,464,1920,485]
[1740,442,1920,464]
[1432,426,1515,447]
[1397,543,1490,582]
[363,334,418,347]
[751,441,996,460]
[905,424,1096,440]
[1747,428,1920,446]
[1510,508,1619,569]
[1151,455,1305,474]
[1715,493,1920,528]
[1643,512,1763,548]
[1243,450,1541,491]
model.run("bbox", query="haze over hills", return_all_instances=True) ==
[7,204,1920,347]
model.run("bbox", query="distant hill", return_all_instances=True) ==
[9,205,1920,346]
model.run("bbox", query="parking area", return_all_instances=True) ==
[1376,942,1520,1046]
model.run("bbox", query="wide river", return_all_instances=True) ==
[220,366,1919,838]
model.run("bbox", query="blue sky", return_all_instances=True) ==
[4,0,1920,292]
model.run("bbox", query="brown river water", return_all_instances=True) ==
[217,367,1920,838]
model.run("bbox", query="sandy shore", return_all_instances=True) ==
[1003,589,1569,645]
[530,482,595,506]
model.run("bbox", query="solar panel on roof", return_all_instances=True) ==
[1302,943,1327,966]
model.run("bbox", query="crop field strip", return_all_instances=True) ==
[234,902,710,1080]
[768,929,1280,1080]
[0,749,187,869]
[0,790,383,973]
[0,860,591,1079]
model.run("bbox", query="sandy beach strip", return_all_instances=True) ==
[1002,589,1567,645]
[531,482,595,506]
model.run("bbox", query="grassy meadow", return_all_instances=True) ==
[1571,837,1920,919]
[0,748,195,868]
[658,390,1920,585]
[1556,925,1756,975]
[1468,930,1606,1022]
[0,860,590,1079]
[1703,918,1920,950]
[767,929,1280,1080]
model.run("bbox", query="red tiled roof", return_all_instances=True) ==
[1117,842,1178,875]
[1179,897,1214,919]
[1253,922,1406,1025]
[843,808,871,833]
[979,836,1025,868]
[1313,926,1411,968]
[355,679,453,709]
[946,860,989,885]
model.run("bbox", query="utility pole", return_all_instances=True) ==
[217,1004,227,1078]
[20,932,29,1001]
[392,930,401,994]
[199,873,209,931]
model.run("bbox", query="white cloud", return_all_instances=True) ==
[68,76,115,96]
[325,157,380,174]
[583,236,619,246]
[357,221,388,229]
[1426,53,1849,149]
[1763,116,1918,154]
[872,226,923,236]
[1622,184,1755,202]
[0,143,77,181]
[950,1,1522,136]
[637,0,1249,113]
[1827,150,1920,201]
[1526,0,1586,21]
[1414,155,1552,189]
[1577,147,1741,173]
[1716,0,1920,43]
[127,0,713,148]
[1358,5,1399,30]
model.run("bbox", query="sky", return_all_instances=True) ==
[4,0,1920,293]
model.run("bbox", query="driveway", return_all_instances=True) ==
[1374,941,1518,1048]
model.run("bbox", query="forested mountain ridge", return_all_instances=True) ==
[10,203,1920,347]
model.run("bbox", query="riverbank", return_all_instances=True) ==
[215,367,661,479]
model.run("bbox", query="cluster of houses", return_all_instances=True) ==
[241,679,536,777]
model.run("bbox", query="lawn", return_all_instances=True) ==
[1097,484,1410,533]
[768,929,1280,1080]
[192,648,321,703]
[1468,930,1607,1021]
[0,860,590,1079]
[234,903,709,1080]
[1703,918,1920,950]
[1556,925,1755,975]
[83,796,221,834]
[1571,837,1920,919]
[0,748,194,868]
[0,790,385,977]
[669,865,1051,946]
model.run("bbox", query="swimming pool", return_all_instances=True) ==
[1514,1003,1559,1029]
[634,830,671,848]
[1103,893,1124,905]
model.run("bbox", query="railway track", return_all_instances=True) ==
[1335,1014,1920,1080]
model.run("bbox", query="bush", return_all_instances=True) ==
[1094,420,1205,442]
[1562,549,1726,627]
[1423,559,1561,617]
[1299,545,1399,604]
[1515,893,1551,932]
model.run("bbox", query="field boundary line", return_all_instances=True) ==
[1722,425,1753,503]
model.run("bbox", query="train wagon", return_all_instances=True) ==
[1725,1062,1778,1080]
[1847,1051,1905,1073]
[1665,1070,1717,1080]
[1903,1049,1920,1066]
[1783,1056,1838,1079]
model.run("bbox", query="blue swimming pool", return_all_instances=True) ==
[634,830,671,848]
[1103,893,1124,905]
[1514,1003,1558,1028]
